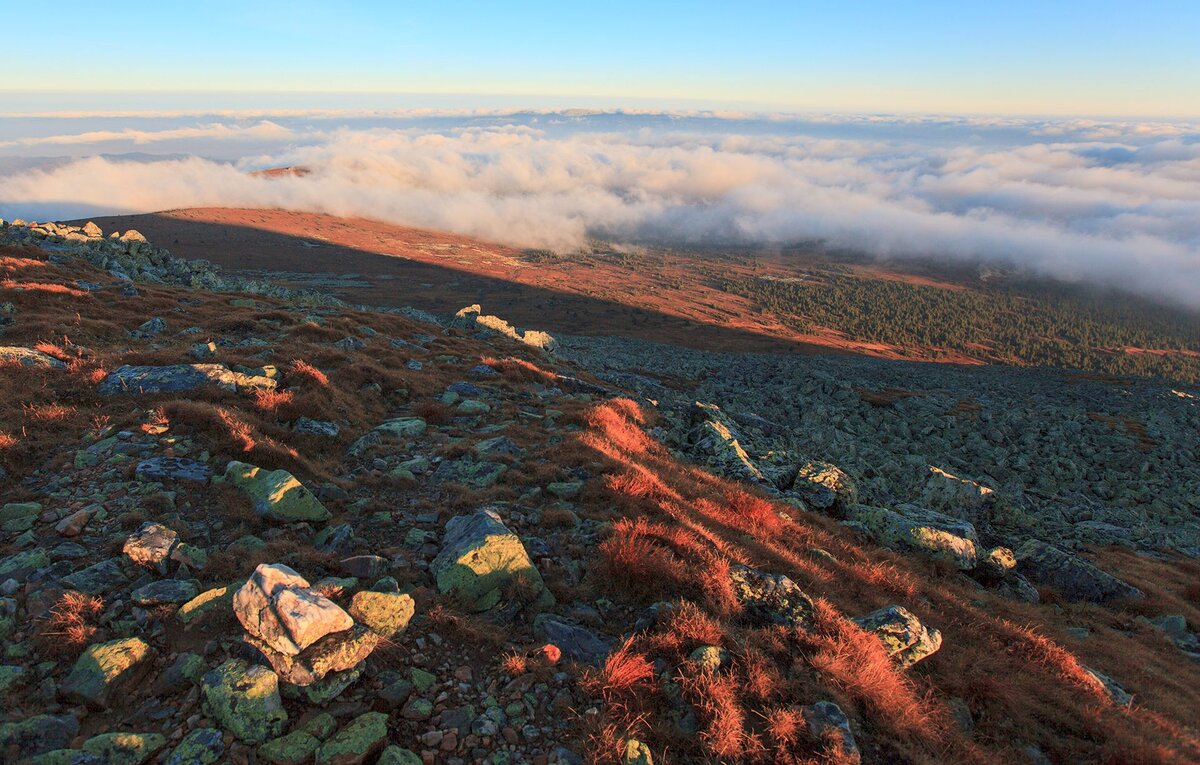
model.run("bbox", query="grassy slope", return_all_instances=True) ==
[1,242,1198,764]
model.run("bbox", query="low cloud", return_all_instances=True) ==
[0,113,1198,308]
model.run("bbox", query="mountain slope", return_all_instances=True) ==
[0,219,1197,764]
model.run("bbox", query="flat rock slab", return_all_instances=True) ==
[0,346,66,369]
[848,503,979,570]
[132,579,200,606]
[61,558,130,595]
[223,461,331,523]
[136,457,212,483]
[98,364,277,395]
[534,615,613,665]
[431,508,552,613]
[1016,540,1144,602]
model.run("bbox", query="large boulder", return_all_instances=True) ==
[98,364,277,395]
[853,605,942,668]
[729,564,815,629]
[0,346,66,369]
[223,462,332,523]
[201,659,288,743]
[60,637,153,708]
[847,504,979,569]
[1015,540,1144,602]
[234,564,353,656]
[431,508,553,612]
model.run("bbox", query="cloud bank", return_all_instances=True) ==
[1,112,1198,308]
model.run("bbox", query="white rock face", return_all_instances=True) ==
[233,563,353,656]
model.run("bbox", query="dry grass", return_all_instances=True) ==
[38,591,104,654]
[290,358,329,386]
[566,395,1200,764]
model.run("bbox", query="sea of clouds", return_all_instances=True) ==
[0,109,1197,307]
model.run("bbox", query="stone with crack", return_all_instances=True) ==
[234,563,353,656]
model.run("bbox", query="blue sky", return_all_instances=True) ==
[2,1,1198,115]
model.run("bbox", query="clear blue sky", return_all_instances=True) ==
[3,1,1198,116]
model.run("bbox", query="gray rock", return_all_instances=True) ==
[535,615,613,665]
[135,456,212,483]
[1015,540,1144,602]
[295,417,340,437]
[98,364,277,395]
[729,564,814,629]
[0,346,66,369]
[853,605,942,668]
[802,701,860,764]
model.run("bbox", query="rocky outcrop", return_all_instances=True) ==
[98,364,277,395]
[453,304,557,351]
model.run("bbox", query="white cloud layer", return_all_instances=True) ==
[1,112,1198,308]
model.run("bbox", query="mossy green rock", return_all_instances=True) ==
[378,746,422,765]
[81,732,167,765]
[223,461,331,522]
[61,637,152,707]
[201,659,287,743]
[258,730,321,765]
[0,664,26,693]
[687,645,729,673]
[0,547,49,579]
[177,582,240,625]
[165,727,224,765]
[315,711,389,765]
[348,591,415,638]
[431,508,552,612]
[622,738,653,765]
[0,501,41,522]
